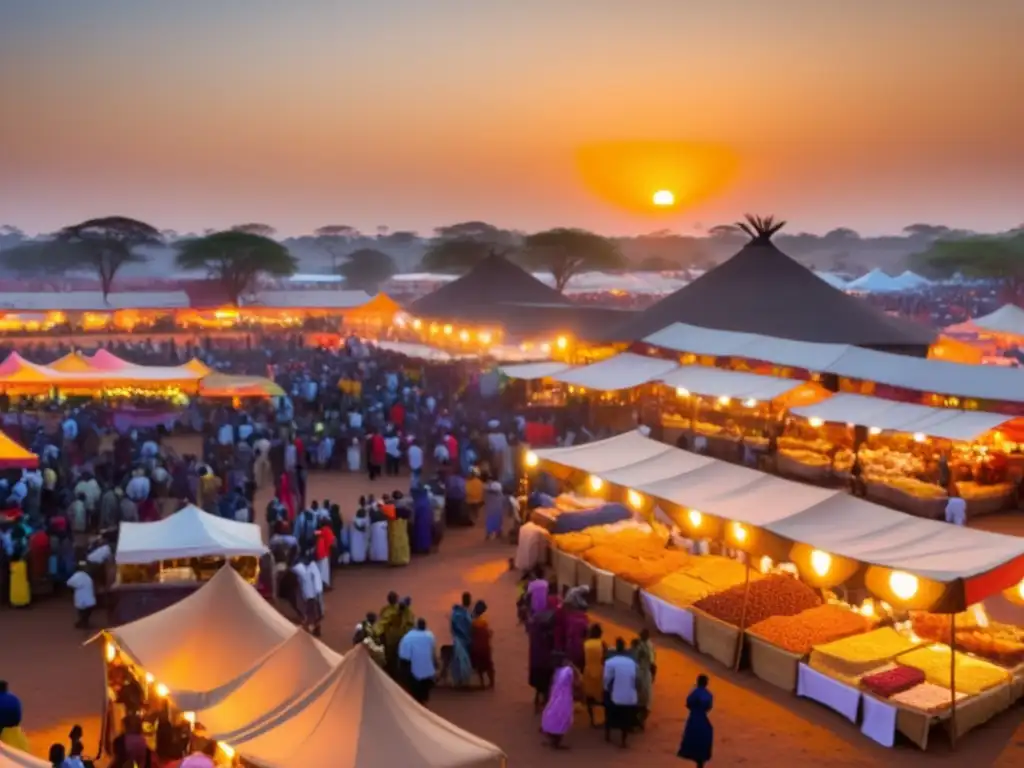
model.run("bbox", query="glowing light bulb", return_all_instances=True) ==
[889,570,919,600]
[688,509,702,528]
[810,549,832,577]
[556,336,568,350]
[913,432,926,443]
[1018,579,1024,600]
[540,343,552,354]
[588,475,603,492]
[412,318,422,330]
[808,417,824,428]
[627,489,644,509]
[524,451,538,468]
[443,324,453,335]
[732,523,747,543]
[676,387,690,398]
[860,599,875,618]
[869,426,882,436]
[717,395,730,405]
[743,398,757,408]
[105,643,116,663]
[155,683,169,698]
[458,329,469,342]
[478,331,492,344]
[145,672,155,684]
[183,712,196,726]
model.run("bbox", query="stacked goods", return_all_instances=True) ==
[778,436,832,454]
[747,604,874,655]
[860,447,927,479]
[957,481,1014,501]
[613,550,692,588]
[898,645,1011,695]
[551,531,594,554]
[809,628,923,683]
[874,476,946,499]
[553,521,670,557]
[693,574,820,627]
[647,573,718,607]
[778,449,830,468]
[683,556,757,592]
[860,664,926,697]
[553,494,604,512]
[890,682,967,712]
[911,612,1024,668]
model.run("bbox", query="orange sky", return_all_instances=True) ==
[1,1,1021,236]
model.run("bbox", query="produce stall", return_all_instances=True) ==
[112,505,270,623]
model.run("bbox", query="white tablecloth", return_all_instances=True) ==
[514,523,550,570]
[796,663,861,722]
[640,591,695,644]
[860,695,897,747]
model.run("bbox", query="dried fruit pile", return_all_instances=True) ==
[898,646,1010,695]
[748,604,873,655]
[911,612,1024,668]
[860,664,925,697]
[693,574,820,627]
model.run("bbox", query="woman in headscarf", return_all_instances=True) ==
[555,586,590,671]
[388,494,411,566]
[409,486,433,555]
[678,674,713,767]
[368,499,390,563]
[635,628,657,728]
[375,593,415,680]
[541,653,578,749]
[527,598,557,712]
[469,600,495,688]
[482,475,504,540]
[346,437,361,473]
[448,592,474,687]
[8,546,30,609]
[349,498,369,564]
[582,623,607,727]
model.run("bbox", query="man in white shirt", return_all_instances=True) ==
[217,422,234,447]
[398,618,437,705]
[384,432,401,476]
[125,471,151,503]
[432,442,449,465]
[944,494,967,526]
[603,637,639,746]
[348,409,363,430]
[407,439,424,486]
[308,554,324,636]
[292,556,319,634]
[67,564,97,629]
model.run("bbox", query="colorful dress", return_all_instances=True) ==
[582,639,606,703]
[541,665,575,736]
[449,605,474,686]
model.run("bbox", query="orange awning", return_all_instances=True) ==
[49,351,97,372]
[0,431,38,469]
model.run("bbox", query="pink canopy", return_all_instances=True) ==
[0,352,33,377]
[88,349,137,371]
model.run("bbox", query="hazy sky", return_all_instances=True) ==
[1,1,1022,237]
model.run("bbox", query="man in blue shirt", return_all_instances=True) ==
[398,619,437,705]
[0,680,23,734]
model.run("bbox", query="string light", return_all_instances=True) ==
[868,426,882,436]
[889,571,919,600]
[732,523,747,543]
[808,417,824,428]
[627,489,644,509]
[676,387,690,398]
[810,549,832,577]
[524,451,538,468]
[913,432,926,443]
[105,643,116,663]
[443,324,453,335]
[743,398,757,408]
[717,395,731,405]
[687,509,702,528]
[155,683,169,697]
[588,475,603,492]
[556,336,568,350]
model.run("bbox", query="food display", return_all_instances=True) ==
[858,447,927,479]
[778,448,830,467]
[747,604,874,655]
[809,628,923,681]
[584,546,691,588]
[911,611,1024,668]
[646,556,757,607]
[870,476,946,499]
[957,481,1013,501]
[693,574,820,628]
[778,436,833,454]
[897,645,1010,695]
[552,520,669,556]
[860,664,926,697]
[889,682,967,713]
[553,494,604,512]
[647,572,718,607]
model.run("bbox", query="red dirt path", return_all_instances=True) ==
[6,471,1024,767]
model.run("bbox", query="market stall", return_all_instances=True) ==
[112,505,270,623]
[0,431,38,469]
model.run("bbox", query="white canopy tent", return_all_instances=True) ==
[949,304,1024,337]
[892,271,931,290]
[552,352,679,391]
[230,646,506,768]
[790,394,1010,441]
[498,361,574,380]
[533,432,1024,587]
[661,366,805,401]
[846,269,904,293]
[374,341,477,362]
[116,505,267,565]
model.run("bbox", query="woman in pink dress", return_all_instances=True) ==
[541,653,578,749]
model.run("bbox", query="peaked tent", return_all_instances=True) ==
[609,226,934,350]
[116,504,267,564]
[103,566,296,705]
[183,358,212,376]
[49,351,97,372]
[0,431,38,469]
[846,269,904,293]
[893,270,931,290]
[410,251,572,319]
[0,744,49,768]
[949,304,1024,337]
[193,631,342,740]
[88,349,138,370]
[230,645,506,768]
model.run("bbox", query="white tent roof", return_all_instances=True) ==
[791,393,1010,441]
[644,322,1024,403]
[534,432,1024,584]
[969,304,1024,337]
[116,505,267,564]
[106,567,297,707]
[846,269,904,293]
[814,271,848,289]
[893,271,931,290]
[0,291,190,312]
[194,631,342,741]
[662,366,804,401]
[498,362,573,380]
[374,341,477,362]
[0,745,49,768]
[231,646,505,768]
[552,352,679,391]
[243,290,375,310]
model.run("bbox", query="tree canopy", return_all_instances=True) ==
[231,222,277,238]
[54,216,162,300]
[913,233,1024,289]
[175,230,298,305]
[520,228,624,292]
[314,224,360,270]
[420,238,496,273]
[336,248,397,291]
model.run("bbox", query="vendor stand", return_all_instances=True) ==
[111,505,270,623]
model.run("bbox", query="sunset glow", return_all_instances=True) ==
[653,190,675,207]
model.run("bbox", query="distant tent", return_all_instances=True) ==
[814,271,848,289]
[610,216,934,351]
[49,351,97,373]
[846,269,904,293]
[0,431,38,470]
[947,304,1024,338]
[88,349,138,371]
[0,743,49,768]
[410,252,571,319]
[892,270,931,290]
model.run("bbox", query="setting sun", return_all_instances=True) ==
[653,189,675,207]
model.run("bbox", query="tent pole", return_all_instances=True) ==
[733,557,752,671]
[949,612,958,748]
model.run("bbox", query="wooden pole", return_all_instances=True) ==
[733,557,753,671]
[949,612,958,748]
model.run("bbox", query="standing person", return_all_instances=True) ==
[346,437,361,473]
[407,438,423,487]
[464,469,484,523]
[678,675,713,767]
[469,600,495,688]
[349,499,370,564]
[448,592,474,688]
[314,521,336,590]
[291,555,316,634]
[527,602,557,712]
[398,618,438,705]
[409,486,433,555]
[367,431,385,481]
[582,624,607,727]
[384,430,401,476]
[0,681,27,751]
[388,498,411,566]
[603,637,638,748]
[376,592,412,679]
[483,475,504,540]
[541,653,578,749]
[66,562,96,629]
[633,630,657,728]
[308,552,324,637]
[944,490,967,526]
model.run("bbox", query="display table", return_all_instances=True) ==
[746,634,803,692]
[514,523,550,571]
[796,663,861,722]
[613,576,639,611]
[592,565,616,605]
[551,549,579,589]
[692,608,741,668]
[640,591,694,644]
[865,481,946,519]
[776,454,832,484]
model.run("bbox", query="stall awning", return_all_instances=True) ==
[374,341,477,362]
[0,742,50,768]
[116,505,267,564]
[533,432,1024,596]
[661,366,804,401]
[552,352,679,391]
[0,431,38,470]
[499,362,574,380]
[791,394,1010,441]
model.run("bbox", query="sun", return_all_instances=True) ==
[652,189,675,207]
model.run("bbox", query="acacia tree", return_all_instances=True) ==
[176,230,298,305]
[314,224,360,271]
[521,227,624,292]
[231,222,277,238]
[337,248,397,291]
[913,233,1024,295]
[420,238,496,273]
[55,216,162,301]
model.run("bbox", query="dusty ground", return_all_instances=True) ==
[6,466,1024,767]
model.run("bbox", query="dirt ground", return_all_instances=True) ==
[7,468,1024,767]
